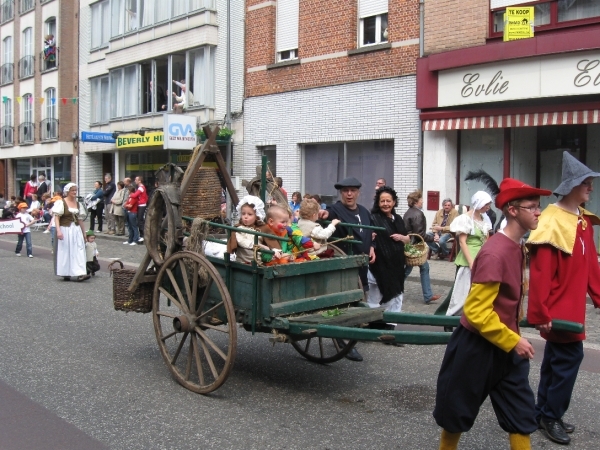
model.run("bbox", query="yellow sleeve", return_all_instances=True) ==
[464,283,521,353]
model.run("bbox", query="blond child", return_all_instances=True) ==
[297,199,340,258]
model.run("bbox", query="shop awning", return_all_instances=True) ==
[422,110,600,131]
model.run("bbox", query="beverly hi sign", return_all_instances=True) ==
[438,50,600,107]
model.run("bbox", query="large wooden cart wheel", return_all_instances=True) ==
[146,187,181,267]
[152,251,237,394]
[290,243,359,364]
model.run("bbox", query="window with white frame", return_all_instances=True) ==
[110,65,139,118]
[45,88,56,119]
[23,94,32,123]
[91,0,110,48]
[3,98,11,126]
[1,98,13,146]
[3,35,12,63]
[22,27,32,56]
[43,88,57,140]
[90,75,110,123]
[1,36,13,84]
[276,0,299,61]
[358,0,388,47]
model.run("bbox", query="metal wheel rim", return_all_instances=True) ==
[290,337,358,364]
[146,188,180,267]
[152,251,237,394]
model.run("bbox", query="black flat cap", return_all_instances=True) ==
[334,177,362,190]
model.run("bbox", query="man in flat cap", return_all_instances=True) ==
[320,177,375,362]
[527,151,600,445]
[434,178,551,450]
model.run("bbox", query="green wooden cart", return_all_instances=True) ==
[123,125,583,394]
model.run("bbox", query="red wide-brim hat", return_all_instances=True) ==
[495,178,552,209]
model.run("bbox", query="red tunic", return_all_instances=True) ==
[528,215,600,343]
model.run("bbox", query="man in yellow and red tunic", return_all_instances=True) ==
[434,178,551,450]
[527,151,600,445]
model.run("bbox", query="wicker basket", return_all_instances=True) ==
[181,166,222,220]
[404,233,428,267]
[109,261,154,313]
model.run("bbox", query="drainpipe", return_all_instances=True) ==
[417,0,425,190]
[225,0,232,220]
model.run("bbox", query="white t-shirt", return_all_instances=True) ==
[16,212,35,233]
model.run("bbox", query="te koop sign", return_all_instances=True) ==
[163,114,197,150]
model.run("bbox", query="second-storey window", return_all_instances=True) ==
[1,36,13,84]
[110,65,139,118]
[359,0,388,47]
[43,88,58,140]
[90,75,110,123]
[276,0,299,62]
[91,0,110,49]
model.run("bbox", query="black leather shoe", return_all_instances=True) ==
[345,347,363,361]
[560,420,575,434]
[540,417,571,445]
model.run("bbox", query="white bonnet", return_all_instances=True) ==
[63,182,77,195]
[470,191,492,211]
[236,195,265,221]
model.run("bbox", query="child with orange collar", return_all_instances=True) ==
[259,205,318,264]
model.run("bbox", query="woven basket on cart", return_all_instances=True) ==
[109,260,154,313]
[181,166,222,220]
[404,233,428,267]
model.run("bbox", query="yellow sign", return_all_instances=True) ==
[503,7,534,41]
[116,132,164,149]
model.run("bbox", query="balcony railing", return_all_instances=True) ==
[0,125,13,146]
[19,0,33,14]
[0,63,13,85]
[1,0,14,24]
[40,118,57,141]
[40,47,58,73]
[18,55,34,79]
[18,122,34,144]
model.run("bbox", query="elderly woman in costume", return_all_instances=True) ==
[367,186,410,315]
[51,183,90,281]
[445,190,493,316]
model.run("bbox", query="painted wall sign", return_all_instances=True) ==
[163,114,197,150]
[81,131,116,143]
[116,132,164,149]
[503,6,534,42]
[438,50,600,107]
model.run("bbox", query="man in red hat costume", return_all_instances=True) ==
[527,151,600,445]
[433,178,551,450]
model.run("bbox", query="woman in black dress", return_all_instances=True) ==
[367,186,410,315]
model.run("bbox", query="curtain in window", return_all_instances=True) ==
[110,70,123,118]
[172,0,187,17]
[192,48,204,106]
[124,65,139,116]
[304,144,343,200]
[23,28,32,56]
[45,89,56,119]
[276,0,299,52]
[91,78,99,123]
[100,77,110,121]
[558,0,600,22]
[155,0,168,22]
[189,0,203,12]
[91,4,102,47]
[141,0,154,27]
[23,95,32,123]
[126,0,138,31]
[111,0,124,37]
[358,0,388,18]
[4,99,11,125]
[3,36,11,62]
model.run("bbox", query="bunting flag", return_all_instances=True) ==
[0,96,79,105]
[2,96,7,103]
[51,97,56,105]
[28,96,33,104]
[71,98,77,104]
[39,98,45,104]
[61,98,67,105]
[16,97,22,103]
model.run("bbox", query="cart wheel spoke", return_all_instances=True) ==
[195,327,227,361]
[319,338,325,358]
[304,338,311,353]
[170,332,188,365]
[153,251,236,394]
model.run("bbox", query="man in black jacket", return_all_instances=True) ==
[320,177,375,362]
[36,174,49,198]
[103,173,116,235]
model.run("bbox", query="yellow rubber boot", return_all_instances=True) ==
[439,429,461,450]
[509,433,531,450]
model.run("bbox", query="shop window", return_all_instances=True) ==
[303,141,394,204]
[358,1,388,47]
[54,156,72,193]
[490,0,600,37]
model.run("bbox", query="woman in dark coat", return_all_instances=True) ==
[367,186,410,314]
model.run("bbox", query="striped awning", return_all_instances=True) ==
[422,110,600,131]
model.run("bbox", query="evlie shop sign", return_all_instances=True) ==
[437,50,600,107]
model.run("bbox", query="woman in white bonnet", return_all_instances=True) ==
[51,183,90,281]
[445,190,493,316]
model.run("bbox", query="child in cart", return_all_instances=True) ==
[297,199,339,258]
[227,195,275,264]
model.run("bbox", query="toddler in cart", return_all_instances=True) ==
[226,195,275,264]
[85,230,101,276]
[297,199,339,258]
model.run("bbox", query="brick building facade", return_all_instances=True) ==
[417,0,600,247]
[241,0,421,209]
[0,0,79,199]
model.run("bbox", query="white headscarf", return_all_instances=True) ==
[236,195,265,221]
[470,191,492,211]
[63,182,77,195]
